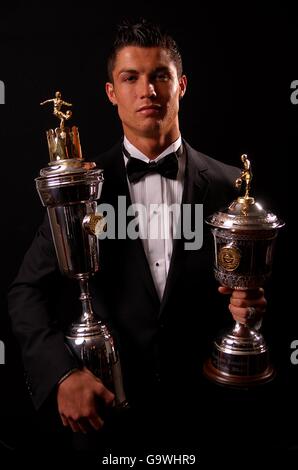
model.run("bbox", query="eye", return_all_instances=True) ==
[154,72,170,81]
[122,74,137,83]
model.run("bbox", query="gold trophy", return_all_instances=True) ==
[203,154,284,386]
[36,92,128,407]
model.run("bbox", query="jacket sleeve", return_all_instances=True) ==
[7,214,81,410]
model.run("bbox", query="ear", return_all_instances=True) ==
[178,75,187,99]
[105,82,117,106]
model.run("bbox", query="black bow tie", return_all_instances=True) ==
[125,149,179,184]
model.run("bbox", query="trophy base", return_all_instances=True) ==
[203,358,275,387]
[203,322,275,387]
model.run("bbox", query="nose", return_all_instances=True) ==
[139,78,156,99]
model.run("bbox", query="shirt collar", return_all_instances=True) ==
[123,135,182,164]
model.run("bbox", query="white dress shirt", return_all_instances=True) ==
[123,136,185,300]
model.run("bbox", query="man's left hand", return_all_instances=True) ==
[218,286,267,326]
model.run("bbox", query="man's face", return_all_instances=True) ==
[106,46,187,141]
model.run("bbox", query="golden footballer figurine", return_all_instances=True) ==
[40,91,72,129]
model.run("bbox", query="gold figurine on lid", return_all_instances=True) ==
[39,91,82,163]
[235,154,254,202]
[40,91,72,129]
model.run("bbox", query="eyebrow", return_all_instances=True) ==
[118,66,171,76]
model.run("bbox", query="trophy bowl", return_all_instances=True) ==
[203,154,284,387]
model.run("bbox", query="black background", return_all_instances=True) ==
[0,0,295,459]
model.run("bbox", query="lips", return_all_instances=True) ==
[137,105,162,115]
[138,104,161,112]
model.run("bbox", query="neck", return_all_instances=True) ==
[124,130,180,160]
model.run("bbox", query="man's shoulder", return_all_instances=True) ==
[88,141,122,168]
[184,140,241,183]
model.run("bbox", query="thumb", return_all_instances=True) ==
[95,380,115,406]
[83,367,115,406]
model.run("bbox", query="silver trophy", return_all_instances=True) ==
[203,154,284,386]
[36,92,128,407]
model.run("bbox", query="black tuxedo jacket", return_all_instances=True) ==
[8,140,240,413]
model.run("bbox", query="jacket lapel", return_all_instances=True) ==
[159,141,210,316]
[100,143,160,307]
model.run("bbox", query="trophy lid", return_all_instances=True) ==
[206,154,284,231]
[36,93,104,204]
[38,91,98,178]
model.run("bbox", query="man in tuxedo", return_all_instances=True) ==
[8,19,266,453]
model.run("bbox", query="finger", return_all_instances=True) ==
[230,288,264,300]
[60,414,68,427]
[67,418,81,433]
[89,413,105,431]
[68,417,89,434]
[229,307,249,324]
[229,304,264,323]
[230,297,267,309]
[231,314,245,324]
[218,286,233,294]
[75,420,88,434]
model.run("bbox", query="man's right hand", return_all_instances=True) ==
[57,367,115,433]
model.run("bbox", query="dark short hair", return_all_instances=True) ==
[107,19,183,81]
